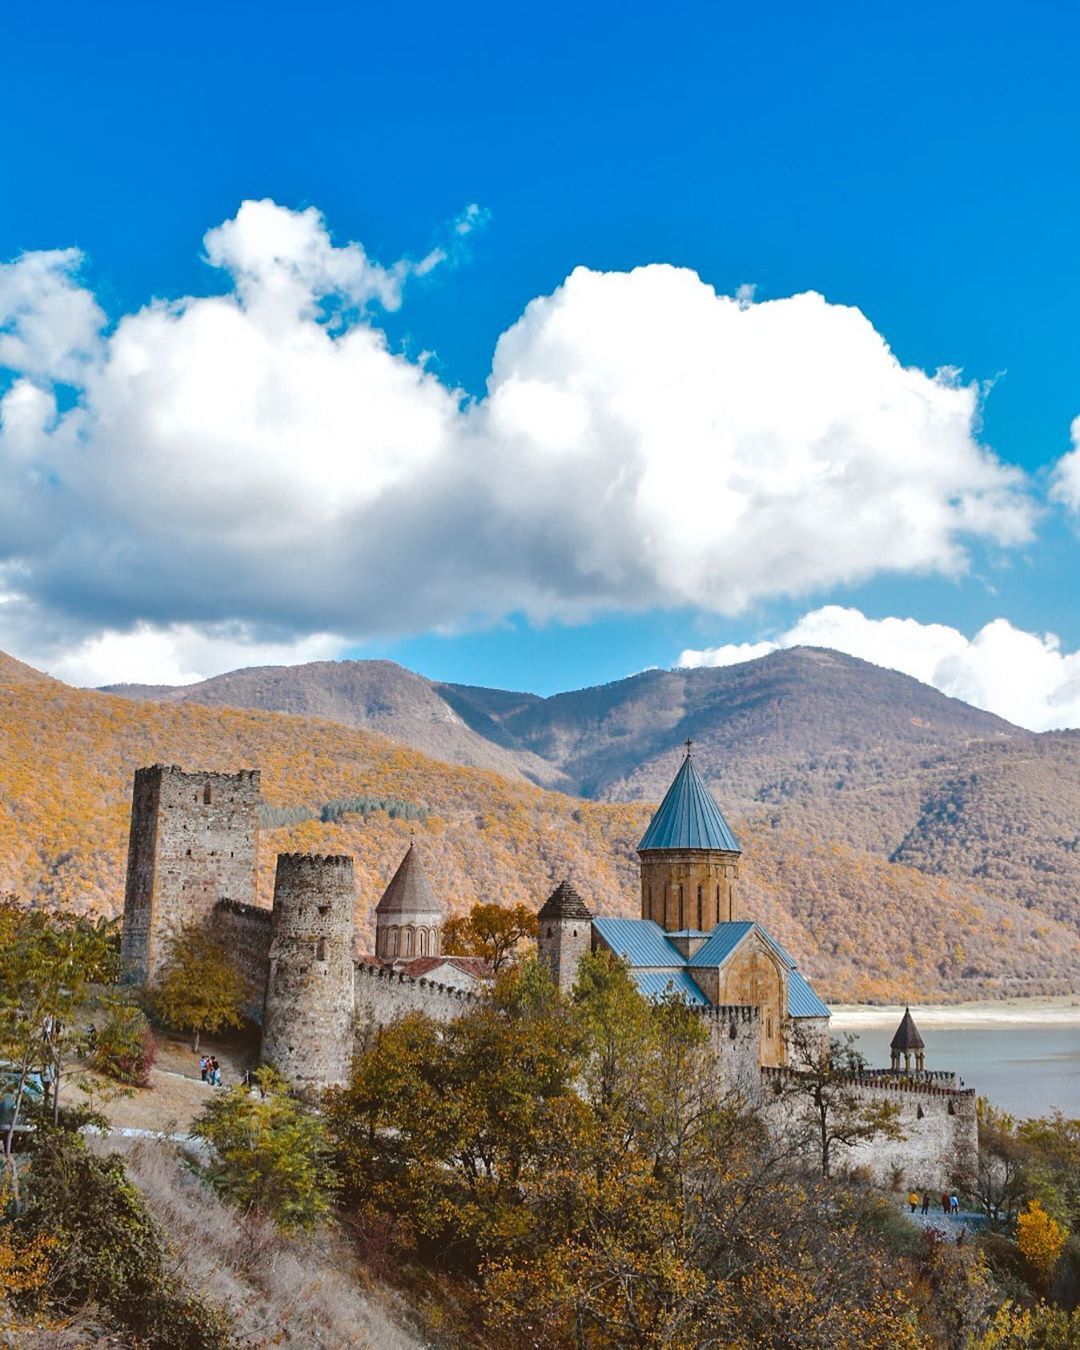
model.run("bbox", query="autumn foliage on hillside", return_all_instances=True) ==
[0,677,1076,1002]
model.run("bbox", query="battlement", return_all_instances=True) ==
[215,898,272,924]
[760,1064,976,1102]
[693,1003,758,1024]
[276,852,353,871]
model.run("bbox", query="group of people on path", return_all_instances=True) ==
[199,1055,222,1086]
[908,1189,961,1216]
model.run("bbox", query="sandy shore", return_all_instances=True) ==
[830,995,1080,1030]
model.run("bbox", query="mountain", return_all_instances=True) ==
[102,660,568,789]
[98,648,1080,941]
[1,661,1077,1003]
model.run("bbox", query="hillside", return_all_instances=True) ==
[2,662,1077,1002]
[102,659,568,789]
[96,648,1080,940]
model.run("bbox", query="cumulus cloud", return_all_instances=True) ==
[1050,415,1080,513]
[0,199,1037,683]
[678,605,1080,731]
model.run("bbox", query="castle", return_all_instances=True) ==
[120,749,977,1184]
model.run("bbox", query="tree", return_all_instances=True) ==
[776,1024,904,1179]
[0,899,118,1165]
[442,902,538,972]
[1017,1200,1068,1288]
[194,1068,334,1232]
[963,1100,1035,1230]
[149,924,250,1051]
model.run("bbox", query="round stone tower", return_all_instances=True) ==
[637,742,742,932]
[262,853,356,1095]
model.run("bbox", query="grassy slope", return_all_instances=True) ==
[1,679,1076,1002]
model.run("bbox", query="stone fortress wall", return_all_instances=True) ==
[762,1067,978,1190]
[354,962,480,1039]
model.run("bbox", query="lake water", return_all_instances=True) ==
[843,1024,1080,1118]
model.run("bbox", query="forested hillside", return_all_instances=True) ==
[2,664,1077,1002]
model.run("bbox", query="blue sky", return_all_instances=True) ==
[2,2,1080,724]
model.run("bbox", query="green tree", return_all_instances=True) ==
[149,923,250,1051]
[442,902,538,972]
[0,899,117,1164]
[193,1068,334,1232]
[775,1024,904,1179]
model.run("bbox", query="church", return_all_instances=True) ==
[534,742,830,1066]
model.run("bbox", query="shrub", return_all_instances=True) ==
[91,1005,157,1087]
[19,1127,234,1347]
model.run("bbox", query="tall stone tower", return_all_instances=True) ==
[261,853,356,1095]
[121,764,261,983]
[537,880,593,995]
[637,742,741,932]
[374,844,443,960]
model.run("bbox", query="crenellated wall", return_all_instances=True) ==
[354,960,480,1040]
[693,1004,762,1093]
[761,1067,978,1190]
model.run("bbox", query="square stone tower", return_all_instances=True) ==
[120,764,261,983]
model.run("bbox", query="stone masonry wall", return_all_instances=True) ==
[121,765,260,983]
[696,1004,762,1095]
[262,854,356,1095]
[762,1069,978,1191]
[211,899,272,1021]
[354,961,479,1044]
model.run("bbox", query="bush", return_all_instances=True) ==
[91,1005,157,1087]
[19,1127,234,1347]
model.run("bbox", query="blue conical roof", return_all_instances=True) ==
[637,746,740,853]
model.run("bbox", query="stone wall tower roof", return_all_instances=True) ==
[538,880,593,922]
[375,844,441,918]
[637,742,741,854]
[890,1007,925,1052]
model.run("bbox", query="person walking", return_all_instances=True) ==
[921,1193,931,1215]
[908,1190,919,1214]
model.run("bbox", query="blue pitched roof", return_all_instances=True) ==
[637,751,740,853]
[631,969,709,1005]
[688,921,755,967]
[592,917,684,967]
[788,969,831,1019]
[591,916,830,1020]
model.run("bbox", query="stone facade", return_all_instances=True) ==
[121,764,260,983]
[261,854,357,1095]
[763,1068,979,1190]
[211,899,272,1019]
[639,848,741,928]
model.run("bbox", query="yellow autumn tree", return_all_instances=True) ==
[1016,1199,1067,1286]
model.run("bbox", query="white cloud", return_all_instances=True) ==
[1050,414,1080,513]
[679,605,1080,730]
[45,623,345,688]
[0,200,1037,679]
